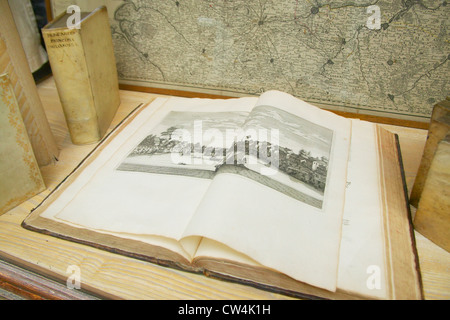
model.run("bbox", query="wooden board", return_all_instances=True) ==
[414,133,450,252]
[410,98,450,207]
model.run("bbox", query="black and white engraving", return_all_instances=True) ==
[117,111,249,178]
[117,106,333,209]
[230,105,333,209]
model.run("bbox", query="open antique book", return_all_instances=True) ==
[23,91,422,299]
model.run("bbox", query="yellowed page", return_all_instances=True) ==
[41,96,257,260]
[337,120,388,299]
[193,134,389,297]
[40,91,351,292]
[183,90,352,292]
[189,115,386,298]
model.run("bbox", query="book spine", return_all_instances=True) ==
[0,74,45,215]
[77,7,121,140]
[43,28,100,145]
[0,0,59,165]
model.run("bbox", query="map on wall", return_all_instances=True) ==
[50,0,449,121]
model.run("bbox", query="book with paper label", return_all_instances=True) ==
[42,6,120,145]
[22,90,423,300]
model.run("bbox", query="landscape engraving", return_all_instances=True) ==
[117,106,333,209]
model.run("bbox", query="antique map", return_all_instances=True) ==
[50,0,448,120]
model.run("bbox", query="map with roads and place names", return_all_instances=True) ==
[51,0,449,120]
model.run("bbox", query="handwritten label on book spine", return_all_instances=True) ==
[46,31,77,49]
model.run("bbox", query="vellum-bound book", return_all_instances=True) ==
[0,0,58,166]
[0,74,45,215]
[23,91,423,299]
[42,6,120,145]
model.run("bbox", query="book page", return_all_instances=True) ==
[183,91,352,292]
[337,120,387,299]
[192,119,388,298]
[40,96,258,260]
[39,91,351,291]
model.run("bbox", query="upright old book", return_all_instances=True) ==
[0,0,58,166]
[23,91,423,299]
[0,74,45,215]
[42,6,120,145]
